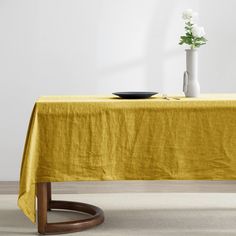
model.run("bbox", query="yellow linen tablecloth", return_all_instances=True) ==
[18,94,236,223]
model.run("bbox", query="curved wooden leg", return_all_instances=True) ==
[37,182,104,235]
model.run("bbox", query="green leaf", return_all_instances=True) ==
[179,24,207,48]
[186,22,193,27]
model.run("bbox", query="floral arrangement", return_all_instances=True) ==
[179,9,207,49]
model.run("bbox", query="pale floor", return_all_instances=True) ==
[1,193,236,236]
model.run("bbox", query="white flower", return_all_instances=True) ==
[191,25,206,37]
[182,9,193,21]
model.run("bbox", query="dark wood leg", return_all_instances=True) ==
[37,183,48,234]
[47,183,51,211]
[37,182,104,235]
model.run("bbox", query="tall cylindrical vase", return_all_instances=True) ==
[183,49,200,97]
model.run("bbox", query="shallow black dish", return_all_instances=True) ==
[113,92,158,99]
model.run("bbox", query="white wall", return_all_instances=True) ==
[0,0,236,180]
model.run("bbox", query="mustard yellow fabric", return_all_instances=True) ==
[18,94,236,223]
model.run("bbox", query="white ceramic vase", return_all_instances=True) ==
[183,49,200,97]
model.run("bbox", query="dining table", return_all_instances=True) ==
[18,94,236,234]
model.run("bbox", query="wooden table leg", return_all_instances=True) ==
[47,183,51,211]
[37,183,49,234]
[37,182,104,235]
